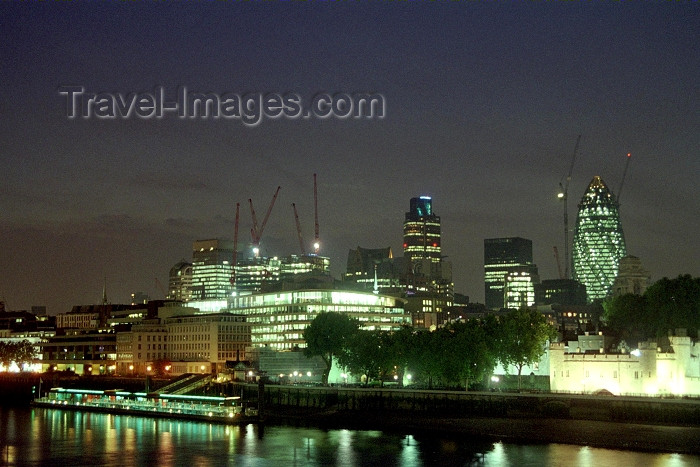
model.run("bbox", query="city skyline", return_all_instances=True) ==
[1,3,698,313]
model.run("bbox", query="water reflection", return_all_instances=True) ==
[0,406,698,466]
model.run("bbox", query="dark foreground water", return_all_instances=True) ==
[0,407,697,466]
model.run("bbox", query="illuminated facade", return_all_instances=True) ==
[168,260,192,302]
[56,311,100,330]
[190,239,234,300]
[235,255,331,295]
[343,246,403,293]
[504,267,539,309]
[484,237,538,310]
[572,176,627,302]
[403,196,441,265]
[228,290,410,351]
[235,256,281,294]
[39,329,117,375]
[116,311,251,376]
[402,197,454,315]
[550,331,700,396]
[163,313,250,374]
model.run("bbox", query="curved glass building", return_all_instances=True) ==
[572,176,627,302]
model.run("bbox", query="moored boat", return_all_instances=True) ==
[32,387,261,424]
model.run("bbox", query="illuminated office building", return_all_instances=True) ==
[572,176,627,302]
[535,279,587,306]
[504,266,539,309]
[190,239,234,300]
[234,256,281,295]
[343,246,403,293]
[168,260,192,302]
[403,196,441,266]
[234,254,330,295]
[228,290,409,351]
[402,197,453,319]
[484,237,537,310]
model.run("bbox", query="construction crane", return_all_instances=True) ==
[558,134,581,280]
[230,202,240,289]
[553,246,564,280]
[155,277,167,298]
[617,152,632,203]
[313,173,320,255]
[248,186,281,256]
[291,203,306,255]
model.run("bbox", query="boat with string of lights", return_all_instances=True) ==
[32,387,261,424]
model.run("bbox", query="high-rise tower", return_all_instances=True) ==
[190,239,235,301]
[403,196,441,265]
[484,237,538,310]
[572,176,627,302]
[168,260,193,302]
[402,196,453,321]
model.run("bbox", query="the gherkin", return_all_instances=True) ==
[572,176,627,302]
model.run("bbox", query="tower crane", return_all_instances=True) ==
[291,203,306,256]
[313,173,320,255]
[617,152,632,203]
[558,135,581,280]
[230,202,240,289]
[553,246,564,280]
[248,186,281,256]
[155,277,167,298]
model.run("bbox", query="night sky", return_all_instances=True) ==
[1,2,698,314]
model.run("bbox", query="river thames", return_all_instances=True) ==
[1,406,698,466]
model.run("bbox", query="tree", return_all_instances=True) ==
[303,312,359,384]
[497,308,556,389]
[447,320,496,390]
[337,330,385,384]
[603,275,700,341]
[603,293,648,344]
[405,329,441,389]
[382,326,415,387]
[0,342,12,369]
[0,340,36,371]
[644,275,700,338]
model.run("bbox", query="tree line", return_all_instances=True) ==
[303,308,556,390]
[0,340,36,371]
[603,274,700,344]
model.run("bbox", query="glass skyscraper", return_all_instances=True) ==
[403,196,441,265]
[190,239,235,300]
[484,237,537,310]
[572,176,627,302]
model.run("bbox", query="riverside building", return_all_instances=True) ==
[227,289,410,350]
